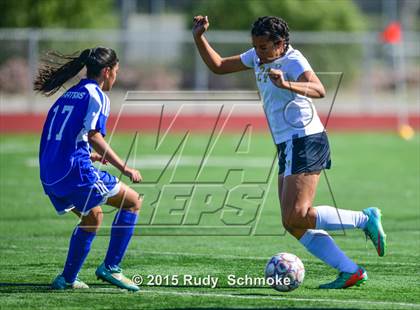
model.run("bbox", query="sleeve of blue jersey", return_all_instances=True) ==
[83,94,108,137]
[95,113,107,136]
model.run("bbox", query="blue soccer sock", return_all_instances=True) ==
[104,209,138,268]
[62,226,96,283]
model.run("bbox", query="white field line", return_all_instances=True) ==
[0,141,35,154]
[67,286,420,309]
[7,246,419,267]
[138,288,420,308]
[24,155,275,168]
[86,287,420,308]
[139,250,420,267]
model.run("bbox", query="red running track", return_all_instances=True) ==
[0,113,419,133]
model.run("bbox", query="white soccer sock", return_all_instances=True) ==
[299,229,359,273]
[315,205,368,230]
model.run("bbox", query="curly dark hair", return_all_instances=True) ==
[34,47,118,96]
[251,16,290,56]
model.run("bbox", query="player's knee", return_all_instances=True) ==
[123,193,142,213]
[282,216,303,239]
[281,210,294,232]
[80,208,103,232]
[281,218,293,233]
[132,195,142,212]
[282,208,308,230]
[89,209,103,227]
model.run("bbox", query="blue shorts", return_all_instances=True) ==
[46,170,120,215]
[277,131,331,177]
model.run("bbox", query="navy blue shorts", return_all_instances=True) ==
[46,170,120,215]
[277,132,331,177]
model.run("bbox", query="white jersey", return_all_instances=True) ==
[240,46,325,144]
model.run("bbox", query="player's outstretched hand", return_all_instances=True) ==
[192,15,209,38]
[268,68,287,88]
[123,167,143,183]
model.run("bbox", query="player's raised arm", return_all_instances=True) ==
[88,130,142,183]
[192,15,249,74]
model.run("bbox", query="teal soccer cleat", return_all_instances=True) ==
[95,263,139,292]
[51,274,89,290]
[319,267,368,289]
[363,207,387,257]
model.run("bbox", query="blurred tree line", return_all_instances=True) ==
[0,0,117,93]
[187,0,365,31]
[0,0,117,28]
[186,0,366,87]
[0,0,366,31]
[0,0,367,91]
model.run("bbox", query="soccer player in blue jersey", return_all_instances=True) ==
[193,16,387,289]
[35,47,142,291]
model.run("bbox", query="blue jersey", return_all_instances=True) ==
[39,79,110,196]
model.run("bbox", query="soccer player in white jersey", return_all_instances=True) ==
[35,47,142,291]
[192,15,387,289]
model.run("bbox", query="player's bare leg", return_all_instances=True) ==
[106,182,142,212]
[279,172,319,238]
[75,206,104,233]
[278,172,367,289]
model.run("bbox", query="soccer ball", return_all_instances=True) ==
[265,252,305,292]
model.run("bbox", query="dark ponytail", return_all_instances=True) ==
[34,47,118,96]
[251,16,290,56]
